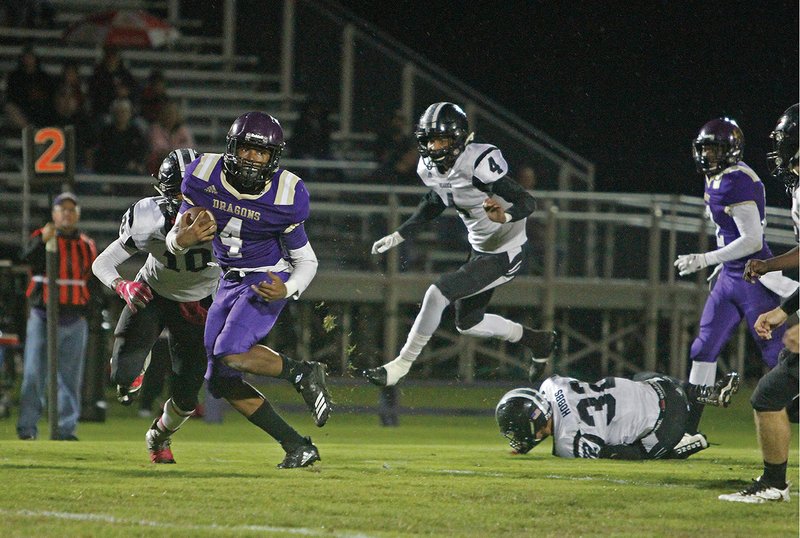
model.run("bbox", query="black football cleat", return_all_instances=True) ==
[519,327,557,358]
[293,362,332,427]
[695,372,740,407]
[360,366,388,387]
[528,358,549,384]
[116,371,145,406]
[277,438,320,469]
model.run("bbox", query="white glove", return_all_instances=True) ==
[371,231,404,254]
[674,253,708,276]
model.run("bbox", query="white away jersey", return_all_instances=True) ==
[539,375,661,459]
[416,143,527,253]
[119,196,218,301]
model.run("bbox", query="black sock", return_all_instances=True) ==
[684,384,705,434]
[277,353,306,383]
[247,399,305,450]
[762,460,788,489]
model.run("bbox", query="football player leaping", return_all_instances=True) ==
[361,102,556,387]
[93,148,217,464]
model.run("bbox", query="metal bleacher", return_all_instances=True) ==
[2,1,794,383]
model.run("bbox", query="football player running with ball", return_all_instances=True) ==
[93,148,217,464]
[166,112,331,469]
[360,102,556,387]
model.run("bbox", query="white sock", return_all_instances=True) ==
[688,361,717,387]
[382,285,449,386]
[384,331,431,386]
[159,398,194,433]
[458,314,522,341]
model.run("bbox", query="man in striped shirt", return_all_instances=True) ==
[17,192,99,441]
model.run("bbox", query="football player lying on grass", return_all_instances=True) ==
[495,371,738,460]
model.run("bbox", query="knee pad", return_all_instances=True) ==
[207,375,244,400]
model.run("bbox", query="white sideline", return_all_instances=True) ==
[0,509,374,538]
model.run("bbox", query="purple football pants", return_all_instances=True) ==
[690,266,785,368]
[204,271,289,385]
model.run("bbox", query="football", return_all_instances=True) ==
[182,206,216,226]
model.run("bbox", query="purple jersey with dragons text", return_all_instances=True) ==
[179,152,310,269]
[704,162,772,271]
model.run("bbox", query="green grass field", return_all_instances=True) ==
[0,381,797,537]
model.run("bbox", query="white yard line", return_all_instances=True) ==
[0,509,374,538]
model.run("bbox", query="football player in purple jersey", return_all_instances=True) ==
[720,104,799,504]
[675,116,797,437]
[166,112,331,469]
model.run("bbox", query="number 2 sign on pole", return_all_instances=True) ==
[21,126,76,245]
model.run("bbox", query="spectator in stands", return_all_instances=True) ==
[288,99,340,182]
[3,45,54,129]
[16,193,99,440]
[516,163,544,274]
[372,109,424,269]
[49,86,96,172]
[290,99,333,159]
[516,163,537,191]
[141,70,168,125]
[88,45,139,117]
[94,98,148,184]
[57,61,87,114]
[146,99,195,175]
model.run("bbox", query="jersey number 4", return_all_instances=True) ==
[219,217,243,258]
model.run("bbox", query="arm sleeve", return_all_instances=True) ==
[489,175,537,222]
[703,203,764,265]
[781,288,799,314]
[396,190,447,238]
[283,241,318,300]
[91,239,135,289]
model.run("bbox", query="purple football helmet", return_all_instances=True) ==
[767,103,799,191]
[692,117,744,175]
[224,112,285,192]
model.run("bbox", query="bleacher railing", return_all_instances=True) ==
[1,169,795,381]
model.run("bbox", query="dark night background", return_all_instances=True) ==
[347,1,798,205]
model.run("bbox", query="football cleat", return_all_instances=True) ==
[116,371,145,406]
[696,372,740,407]
[528,358,549,384]
[519,327,557,359]
[293,362,332,427]
[145,419,176,464]
[718,478,790,504]
[360,366,388,387]
[667,432,708,459]
[277,438,320,469]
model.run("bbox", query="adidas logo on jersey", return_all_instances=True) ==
[204,185,218,194]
